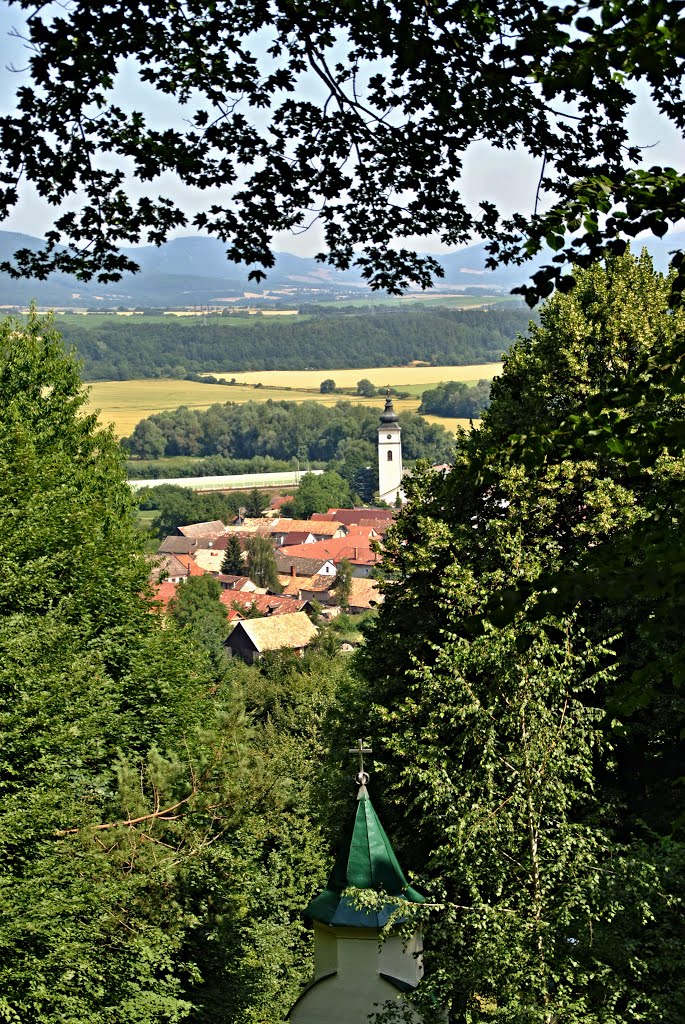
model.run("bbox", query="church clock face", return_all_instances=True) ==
[386,434,392,439]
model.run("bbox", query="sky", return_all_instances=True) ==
[0,2,682,256]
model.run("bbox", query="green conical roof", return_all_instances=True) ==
[304,785,424,928]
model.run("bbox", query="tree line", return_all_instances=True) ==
[56,305,532,380]
[123,400,455,503]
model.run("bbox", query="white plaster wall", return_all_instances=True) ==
[378,426,403,503]
[291,928,422,1024]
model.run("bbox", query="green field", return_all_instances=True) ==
[313,294,511,310]
[52,312,266,328]
[85,363,499,436]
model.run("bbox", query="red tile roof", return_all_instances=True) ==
[327,508,394,526]
[219,590,306,616]
[150,580,178,610]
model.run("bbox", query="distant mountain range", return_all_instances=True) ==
[0,229,682,308]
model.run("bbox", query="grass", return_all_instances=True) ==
[84,363,499,436]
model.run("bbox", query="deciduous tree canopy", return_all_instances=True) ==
[346,252,685,1020]
[1,1,682,301]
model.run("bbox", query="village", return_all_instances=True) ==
[148,394,407,663]
[150,503,392,662]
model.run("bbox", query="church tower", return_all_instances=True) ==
[289,743,424,1024]
[378,391,403,505]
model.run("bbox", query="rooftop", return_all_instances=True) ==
[229,611,318,652]
[177,520,227,538]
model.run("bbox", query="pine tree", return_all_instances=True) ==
[221,533,244,575]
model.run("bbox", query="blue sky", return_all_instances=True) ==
[0,2,682,255]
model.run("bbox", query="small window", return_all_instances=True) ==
[387,451,393,462]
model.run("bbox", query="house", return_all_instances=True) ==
[157,536,199,556]
[215,574,258,592]
[223,517,274,536]
[347,577,383,613]
[269,519,347,545]
[319,508,394,528]
[275,538,382,577]
[149,580,178,611]
[266,494,294,515]
[150,553,205,584]
[224,611,318,664]
[274,552,338,578]
[174,554,206,577]
[192,548,226,573]
[279,573,337,604]
[281,530,316,546]
[151,553,189,585]
[177,520,227,540]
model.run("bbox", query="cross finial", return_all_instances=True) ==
[349,738,372,787]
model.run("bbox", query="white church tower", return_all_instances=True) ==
[378,391,403,505]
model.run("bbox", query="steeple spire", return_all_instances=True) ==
[304,747,423,928]
[379,389,400,424]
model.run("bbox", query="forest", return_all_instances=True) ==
[123,400,455,475]
[57,305,532,380]
[3,251,685,1024]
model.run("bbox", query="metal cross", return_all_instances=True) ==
[349,739,372,786]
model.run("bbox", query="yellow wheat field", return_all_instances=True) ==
[207,363,502,388]
[85,363,499,436]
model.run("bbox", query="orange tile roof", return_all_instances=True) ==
[271,518,345,537]
[150,580,178,611]
[175,554,207,576]
[276,538,381,566]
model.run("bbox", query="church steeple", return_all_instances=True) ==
[379,389,400,424]
[377,390,404,505]
[289,743,425,1023]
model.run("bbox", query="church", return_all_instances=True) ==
[377,392,404,505]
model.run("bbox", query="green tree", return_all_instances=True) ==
[356,378,377,397]
[419,379,492,418]
[168,574,227,628]
[0,311,336,1023]
[333,558,353,610]
[125,417,167,458]
[350,253,685,1020]
[221,534,244,575]
[1,5,682,301]
[292,471,353,518]
[319,378,336,394]
[244,486,269,517]
[245,535,282,592]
